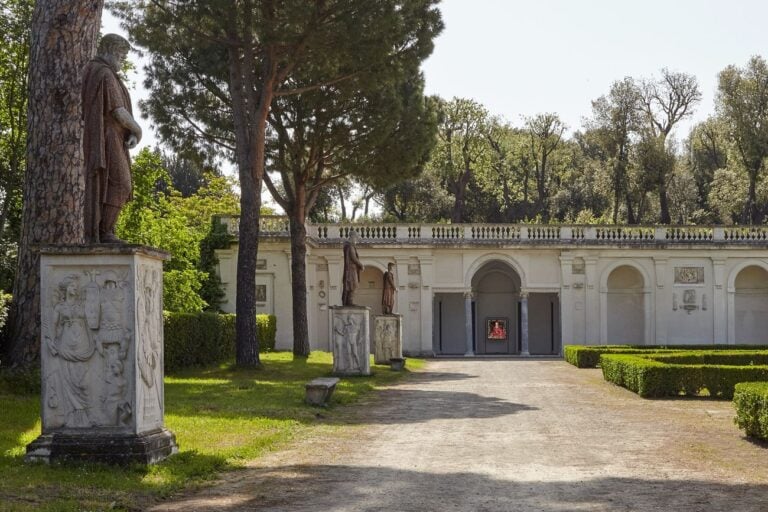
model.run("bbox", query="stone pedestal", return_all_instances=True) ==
[330,306,370,376]
[26,245,177,465]
[373,314,403,365]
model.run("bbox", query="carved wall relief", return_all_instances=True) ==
[137,263,163,426]
[43,267,133,430]
[674,267,704,285]
[331,308,370,375]
[673,289,701,314]
[373,315,402,365]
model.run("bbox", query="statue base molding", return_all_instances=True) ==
[25,428,177,465]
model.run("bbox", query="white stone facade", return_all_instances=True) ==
[215,217,768,355]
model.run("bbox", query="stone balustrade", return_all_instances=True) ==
[217,215,768,245]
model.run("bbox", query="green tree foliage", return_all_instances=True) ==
[583,78,641,223]
[523,113,566,221]
[428,97,492,223]
[685,118,729,220]
[716,56,768,224]
[381,168,453,221]
[636,69,701,224]
[116,148,239,313]
[260,10,440,356]
[0,0,32,291]
[111,0,443,364]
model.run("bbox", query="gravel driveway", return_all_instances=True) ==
[152,359,768,512]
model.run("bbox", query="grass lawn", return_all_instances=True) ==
[0,351,423,511]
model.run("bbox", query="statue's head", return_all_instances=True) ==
[58,275,80,300]
[98,34,131,70]
[388,263,395,271]
[348,230,360,245]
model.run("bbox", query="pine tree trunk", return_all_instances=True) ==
[289,213,310,357]
[625,191,637,225]
[4,0,103,367]
[747,172,760,225]
[235,178,261,366]
[658,173,671,224]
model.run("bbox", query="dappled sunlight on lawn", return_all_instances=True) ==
[0,351,422,511]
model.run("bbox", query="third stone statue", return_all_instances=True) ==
[382,262,396,314]
[342,230,364,306]
[82,34,142,244]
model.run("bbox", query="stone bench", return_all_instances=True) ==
[305,377,340,407]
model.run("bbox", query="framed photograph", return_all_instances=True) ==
[486,317,508,341]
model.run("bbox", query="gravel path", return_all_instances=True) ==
[152,359,768,512]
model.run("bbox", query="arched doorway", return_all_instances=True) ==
[734,265,768,344]
[472,261,520,355]
[356,266,385,343]
[606,265,645,345]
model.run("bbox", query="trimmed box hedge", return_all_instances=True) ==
[600,353,768,399]
[564,344,768,369]
[733,382,768,440]
[164,312,276,371]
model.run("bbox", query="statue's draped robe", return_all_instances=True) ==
[82,57,133,242]
[342,241,363,305]
[382,270,396,313]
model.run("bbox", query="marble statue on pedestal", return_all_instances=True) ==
[82,34,142,244]
[342,231,364,306]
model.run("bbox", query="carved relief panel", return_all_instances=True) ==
[331,308,371,376]
[41,265,133,432]
[373,315,403,365]
[136,262,165,433]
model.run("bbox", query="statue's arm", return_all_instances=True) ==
[112,107,142,148]
[350,248,364,271]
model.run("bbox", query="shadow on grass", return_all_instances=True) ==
[164,359,508,425]
[152,464,768,512]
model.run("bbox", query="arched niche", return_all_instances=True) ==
[606,265,645,345]
[734,265,768,344]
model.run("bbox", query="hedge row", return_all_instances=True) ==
[165,312,276,371]
[649,351,768,366]
[564,345,656,368]
[733,382,768,440]
[600,353,768,398]
[564,344,768,369]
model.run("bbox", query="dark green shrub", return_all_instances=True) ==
[650,351,768,366]
[564,344,768,369]
[564,345,659,368]
[600,353,768,399]
[256,314,276,352]
[0,367,41,395]
[734,382,768,440]
[164,312,276,370]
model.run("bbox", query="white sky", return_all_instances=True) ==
[104,1,768,206]
[422,0,768,139]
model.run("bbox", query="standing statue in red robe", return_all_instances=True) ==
[342,230,364,306]
[82,34,142,243]
[382,262,397,314]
